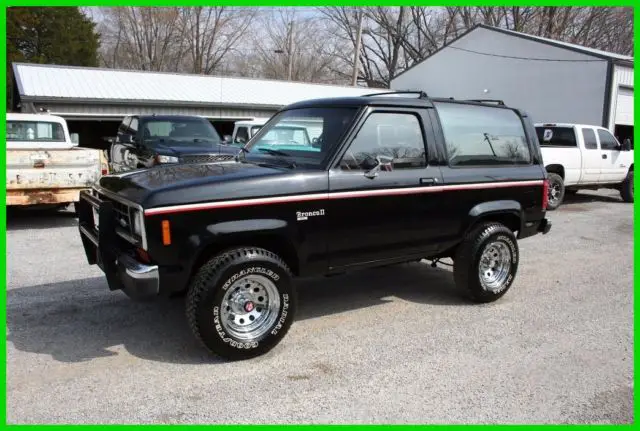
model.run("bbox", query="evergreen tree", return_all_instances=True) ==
[7,7,100,109]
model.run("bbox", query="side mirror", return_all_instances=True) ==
[119,133,135,144]
[222,135,232,144]
[363,155,393,179]
[70,133,79,145]
[622,138,632,151]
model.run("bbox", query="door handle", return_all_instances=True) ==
[420,177,438,186]
[602,154,608,159]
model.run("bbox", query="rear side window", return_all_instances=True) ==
[581,128,598,150]
[597,129,619,150]
[435,102,531,166]
[535,126,577,147]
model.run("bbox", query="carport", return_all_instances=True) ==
[10,62,376,150]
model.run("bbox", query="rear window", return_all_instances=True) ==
[535,126,577,147]
[6,120,65,142]
[434,102,531,166]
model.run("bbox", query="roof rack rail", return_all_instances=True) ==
[362,90,429,99]
[464,99,505,106]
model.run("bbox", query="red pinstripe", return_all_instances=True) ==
[144,179,544,216]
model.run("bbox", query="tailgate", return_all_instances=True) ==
[6,148,102,190]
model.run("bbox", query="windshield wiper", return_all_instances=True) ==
[258,148,291,157]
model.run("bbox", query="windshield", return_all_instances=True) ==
[7,120,66,142]
[243,107,359,169]
[142,118,221,147]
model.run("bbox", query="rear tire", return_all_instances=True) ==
[620,170,633,203]
[454,222,519,303]
[186,247,296,360]
[546,173,565,210]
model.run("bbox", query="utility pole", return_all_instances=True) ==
[351,12,364,86]
[287,20,295,81]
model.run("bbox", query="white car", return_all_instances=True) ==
[535,123,634,210]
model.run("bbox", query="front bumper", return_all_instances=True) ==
[77,191,159,300]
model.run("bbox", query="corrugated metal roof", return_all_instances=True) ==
[13,63,384,107]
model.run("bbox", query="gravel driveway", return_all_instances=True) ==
[6,189,634,424]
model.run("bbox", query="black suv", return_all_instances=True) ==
[109,114,240,173]
[77,92,551,360]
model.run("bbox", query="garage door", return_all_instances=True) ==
[614,87,633,126]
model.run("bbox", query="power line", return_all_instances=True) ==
[447,45,606,62]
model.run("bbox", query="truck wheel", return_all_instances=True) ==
[620,170,633,203]
[546,173,565,210]
[454,222,519,303]
[186,247,296,360]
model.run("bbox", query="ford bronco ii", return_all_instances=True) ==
[77,92,552,360]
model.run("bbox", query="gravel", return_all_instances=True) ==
[6,189,634,424]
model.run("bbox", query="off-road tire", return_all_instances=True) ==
[186,247,296,360]
[620,170,634,203]
[454,222,519,303]
[546,173,565,210]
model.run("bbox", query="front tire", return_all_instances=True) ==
[454,222,519,303]
[546,173,565,210]
[620,170,633,203]
[186,247,297,360]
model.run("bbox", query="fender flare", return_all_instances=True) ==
[183,218,300,276]
[464,200,523,236]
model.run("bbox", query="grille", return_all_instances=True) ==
[94,190,140,243]
[180,154,236,164]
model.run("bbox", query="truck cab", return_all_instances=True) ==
[535,123,634,209]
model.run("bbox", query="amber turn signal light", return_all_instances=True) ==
[161,220,172,245]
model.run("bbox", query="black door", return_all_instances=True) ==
[327,108,445,269]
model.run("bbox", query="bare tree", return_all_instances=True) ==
[98,7,187,71]
[181,7,257,74]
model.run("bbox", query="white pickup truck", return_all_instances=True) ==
[535,123,634,210]
[6,113,108,211]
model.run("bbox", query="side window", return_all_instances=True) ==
[435,102,531,166]
[235,127,249,143]
[581,128,598,150]
[597,129,619,150]
[340,112,426,170]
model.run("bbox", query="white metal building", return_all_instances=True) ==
[10,62,378,148]
[391,24,634,144]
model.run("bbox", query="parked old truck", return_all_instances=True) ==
[6,113,108,210]
[535,123,634,209]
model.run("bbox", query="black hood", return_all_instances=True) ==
[97,161,301,207]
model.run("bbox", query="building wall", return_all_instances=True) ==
[391,27,609,126]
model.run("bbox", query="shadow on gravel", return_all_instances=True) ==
[7,207,78,231]
[6,262,467,365]
[560,191,625,207]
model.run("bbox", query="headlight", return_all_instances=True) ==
[130,209,143,236]
[156,155,179,163]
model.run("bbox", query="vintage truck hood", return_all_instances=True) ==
[96,161,313,208]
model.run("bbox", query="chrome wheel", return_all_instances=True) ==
[220,274,281,341]
[478,241,512,293]
[548,181,561,206]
